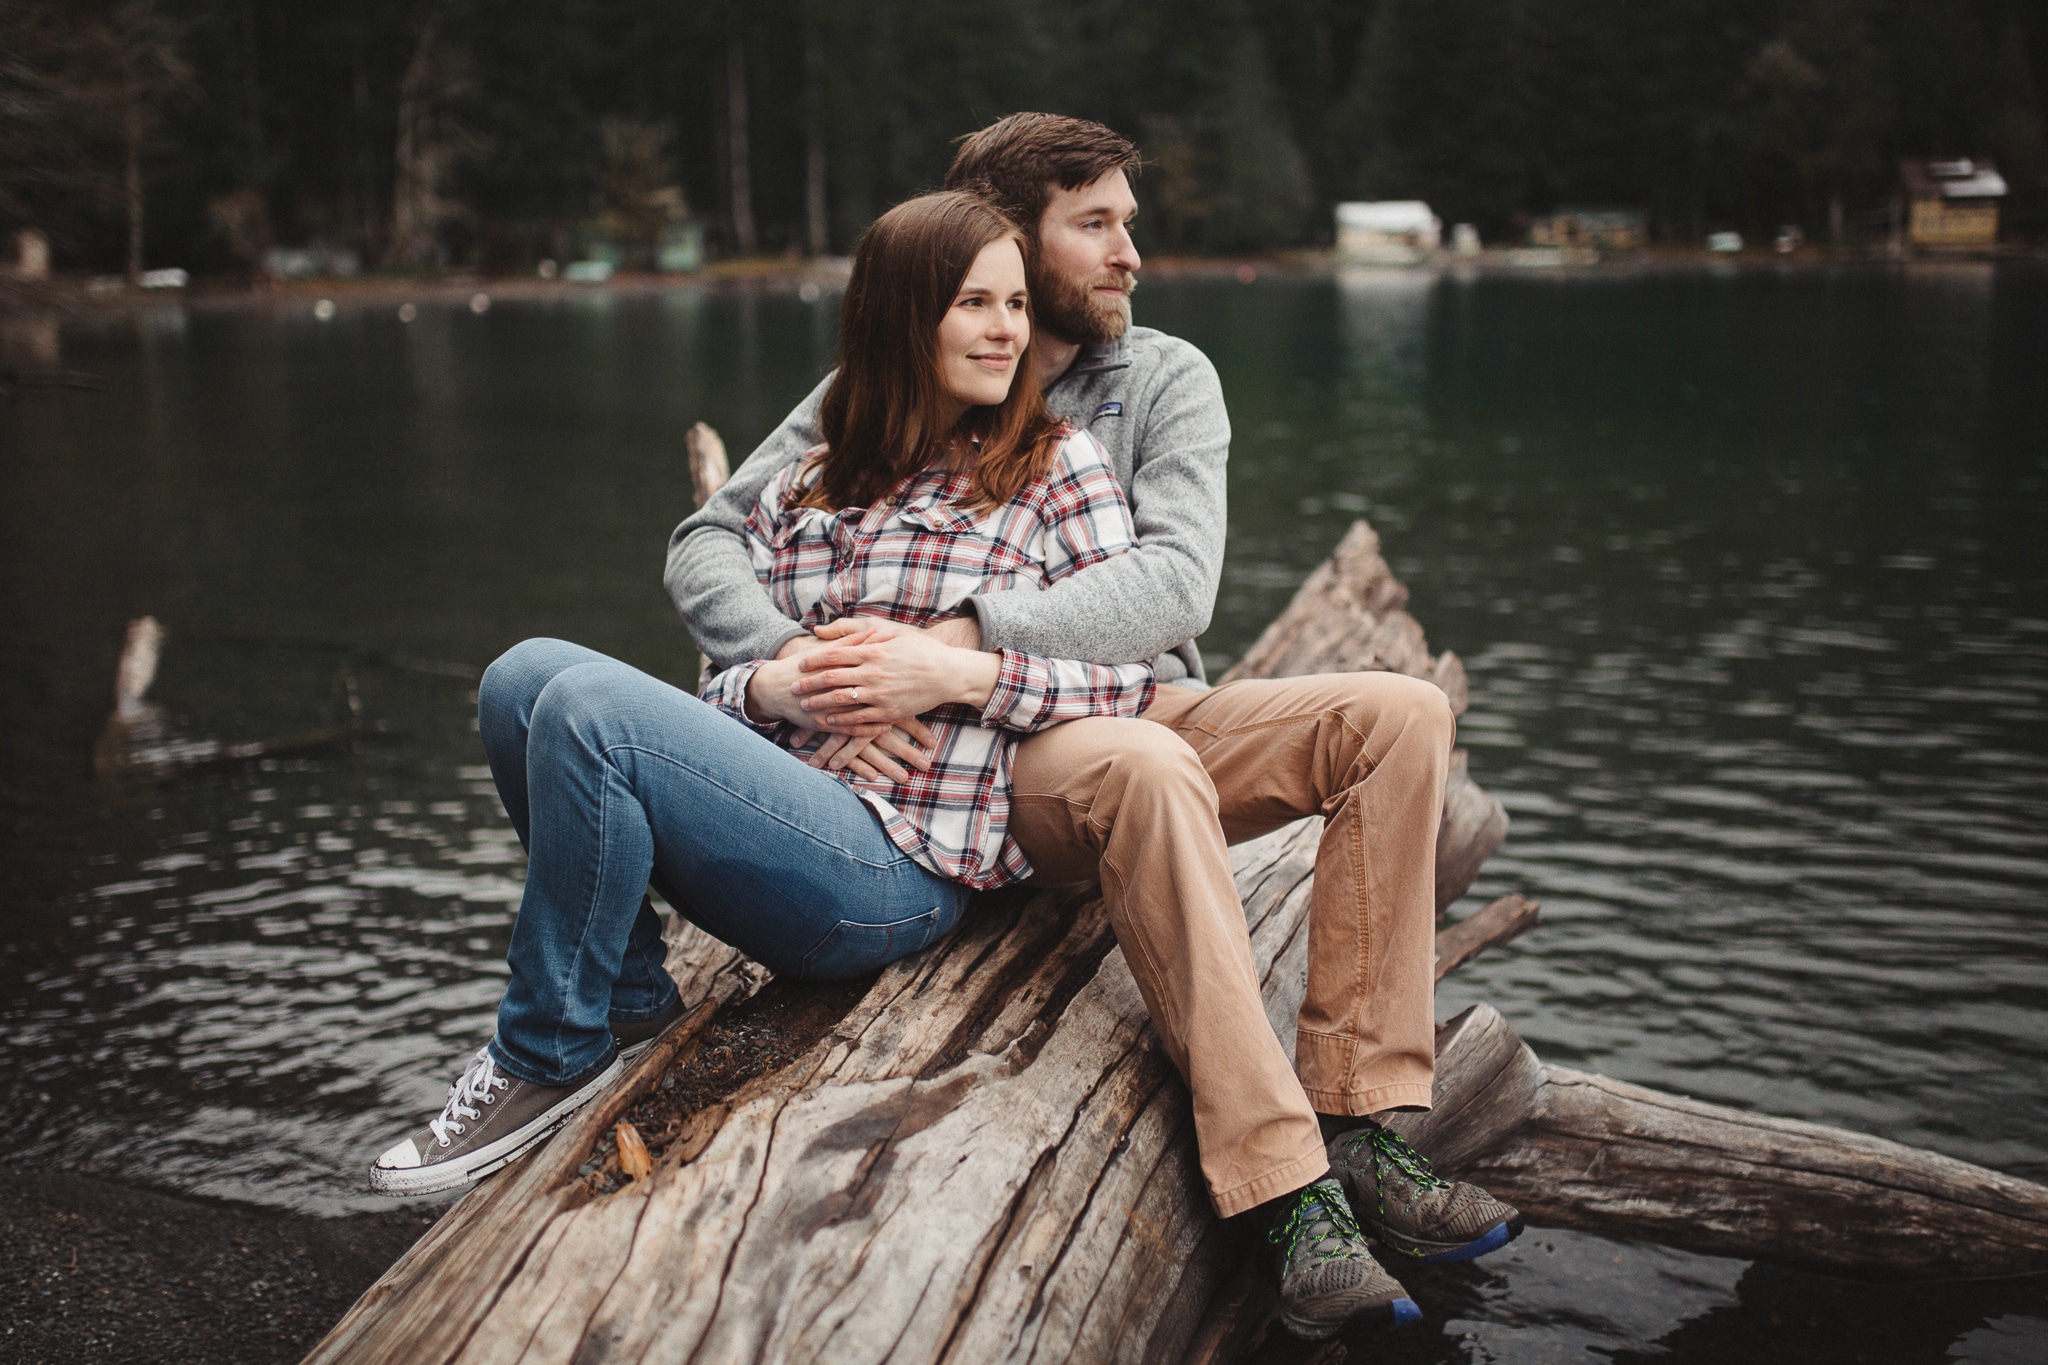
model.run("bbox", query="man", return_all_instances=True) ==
[666,113,1519,1341]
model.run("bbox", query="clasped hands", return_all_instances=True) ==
[743,614,999,783]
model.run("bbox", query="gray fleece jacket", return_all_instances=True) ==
[664,325,1229,686]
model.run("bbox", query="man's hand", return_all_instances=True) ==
[807,718,937,782]
[793,616,999,729]
[920,614,982,651]
[774,632,832,661]
[744,655,893,736]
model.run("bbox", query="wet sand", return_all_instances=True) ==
[1,1166,439,1365]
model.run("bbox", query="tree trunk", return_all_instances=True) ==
[803,7,828,256]
[1220,520,1505,912]
[124,103,144,285]
[725,22,756,257]
[388,15,442,268]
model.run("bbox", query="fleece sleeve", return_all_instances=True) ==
[663,372,833,670]
[964,342,1228,664]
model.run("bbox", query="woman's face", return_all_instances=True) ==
[935,236,1030,414]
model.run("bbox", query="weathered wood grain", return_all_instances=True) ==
[307,846,1549,1365]
[308,822,1316,1365]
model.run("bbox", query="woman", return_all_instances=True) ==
[366,192,1154,1197]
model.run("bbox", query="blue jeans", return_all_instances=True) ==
[477,638,971,1087]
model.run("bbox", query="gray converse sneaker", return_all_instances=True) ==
[1327,1120,1523,1263]
[612,993,688,1064]
[1265,1177,1421,1339]
[369,1045,622,1197]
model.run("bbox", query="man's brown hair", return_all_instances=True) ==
[945,113,1140,237]
[801,191,1061,515]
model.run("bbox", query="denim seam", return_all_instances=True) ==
[544,757,626,1082]
[601,742,913,871]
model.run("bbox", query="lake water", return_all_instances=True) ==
[3,264,2044,1363]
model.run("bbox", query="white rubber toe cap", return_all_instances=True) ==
[376,1136,423,1170]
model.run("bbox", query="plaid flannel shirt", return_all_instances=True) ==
[700,427,1156,888]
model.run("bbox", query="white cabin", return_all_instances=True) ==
[1336,201,1442,264]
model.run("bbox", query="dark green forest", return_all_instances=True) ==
[6,0,2046,277]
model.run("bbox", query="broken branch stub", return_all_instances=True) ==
[684,421,732,683]
[1220,520,1507,909]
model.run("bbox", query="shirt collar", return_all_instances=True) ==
[1053,334,1132,386]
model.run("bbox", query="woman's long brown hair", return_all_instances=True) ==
[797,191,1062,514]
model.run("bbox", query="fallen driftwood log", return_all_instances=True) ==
[306,480,2048,1365]
[1396,1004,2048,1281]
[305,482,1513,1365]
[305,830,1533,1365]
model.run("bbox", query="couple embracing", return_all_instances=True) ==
[367,113,1520,1341]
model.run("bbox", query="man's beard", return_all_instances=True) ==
[1030,263,1137,346]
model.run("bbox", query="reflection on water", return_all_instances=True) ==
[3,267,2045,1357]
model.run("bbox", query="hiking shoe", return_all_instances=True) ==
[613,993,689,1064]
[368,1045,621,1197]
[1263,1177,1421,1339]
[1327,1120,1523,1264]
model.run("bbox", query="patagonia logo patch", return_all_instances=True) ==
[1093,401,1123,419]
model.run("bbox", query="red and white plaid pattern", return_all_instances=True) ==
[701,428,1155,888]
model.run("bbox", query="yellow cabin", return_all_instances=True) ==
[1900,158,2007,249]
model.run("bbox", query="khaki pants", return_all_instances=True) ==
[1009,671,1453,1216]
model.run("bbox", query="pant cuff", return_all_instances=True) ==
[608,984,682,1023]
[487,1036,617,1090]
[1298,1080,1435,1116]
[1210,1146,1331,1220]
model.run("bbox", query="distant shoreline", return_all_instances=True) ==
[5,245,2043,322]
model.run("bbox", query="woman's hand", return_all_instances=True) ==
[792,618,1000,729]
[806,718,937,781]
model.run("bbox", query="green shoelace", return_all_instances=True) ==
[1266,1183,1374,1265]
[1342,1124,1451,1214]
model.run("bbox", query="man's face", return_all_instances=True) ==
[1030,170,1141,346]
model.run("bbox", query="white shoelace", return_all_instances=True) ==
[429,1047,510,1147]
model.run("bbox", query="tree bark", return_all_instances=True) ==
[306,501,2048,1365]
[685,421,732,685]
